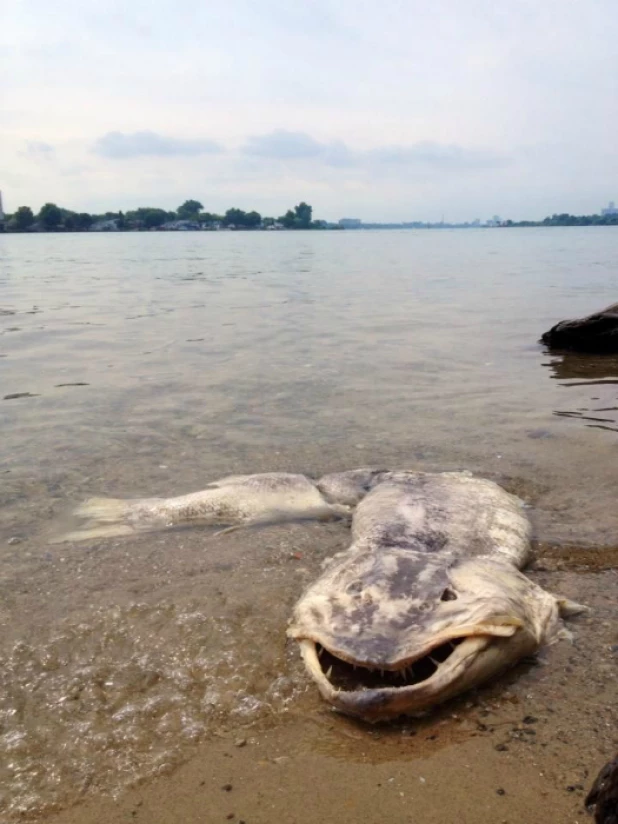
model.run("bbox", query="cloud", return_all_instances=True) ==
[26,141,55,158]
[242,129,325,159]
[241,130,506,173]
[92,131,223,159]
[241,129,354,166]
[367,141,508,171]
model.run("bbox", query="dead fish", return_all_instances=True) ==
[288,471,586,722]
[59,466,586,722]
[57,472,350,542]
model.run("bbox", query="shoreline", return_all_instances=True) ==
[44,566,616,824]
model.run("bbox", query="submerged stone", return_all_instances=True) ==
[541,303,618,352]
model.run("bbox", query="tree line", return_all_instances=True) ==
[2,200,327,232]
[503,212,618,227]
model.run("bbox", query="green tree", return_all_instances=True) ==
[294,201,312,227]
[279,209,296,228]
[197,212,222,226]
[12,206,35,232]
[62,210,77,230]
[126,207,170,229]
[76,212,93,230]
[223,207,246,227]
[245,210,262,228]
[177,199,203,220]
[278,203,313,228]
[38,202,62,230]
[223,208,262,228]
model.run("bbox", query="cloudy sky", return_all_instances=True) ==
[2,0,617,222]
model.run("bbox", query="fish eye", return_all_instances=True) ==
[440,587,458,602]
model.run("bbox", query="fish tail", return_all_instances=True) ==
[56,496,148,543]
[52,524,136,543]
[74,497,131,523]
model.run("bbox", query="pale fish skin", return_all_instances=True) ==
[59,472,351,542]
[287,471,586,722]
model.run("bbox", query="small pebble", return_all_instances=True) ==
[522,715,538,724]
[221,784,233,792]
[8,537,22,546]
[234,738,247,748]
[496,788,506,796]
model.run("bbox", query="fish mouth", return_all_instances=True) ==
[311,637,466,689]
[298,631,504,721]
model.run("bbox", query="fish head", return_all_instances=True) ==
[288,551,567,722]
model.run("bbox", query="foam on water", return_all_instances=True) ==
[0,600,306,819]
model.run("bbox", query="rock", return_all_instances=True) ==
[541,303,618,352]
[586,755,618,824]
[7,537,22,546]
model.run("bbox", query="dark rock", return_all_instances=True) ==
[541,303,618,353]
[586,755,618,824]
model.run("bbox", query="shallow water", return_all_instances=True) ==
[1,228,617,818]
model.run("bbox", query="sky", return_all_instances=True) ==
[2,0,618,222]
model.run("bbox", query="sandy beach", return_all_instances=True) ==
[45,564,616,824]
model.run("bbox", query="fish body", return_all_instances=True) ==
[288,471,583,721]
[60,472,350,542]
[61,467,585,721]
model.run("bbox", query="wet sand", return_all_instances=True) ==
[0,505,616,824]
[45,564,616,824]
[1,230,617,821]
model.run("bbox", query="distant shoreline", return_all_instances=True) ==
[2,201,618,234]
[2,222,618,234]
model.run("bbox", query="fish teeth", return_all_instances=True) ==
[325,665,333,680]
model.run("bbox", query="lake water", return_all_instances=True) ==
[1,228,617,818]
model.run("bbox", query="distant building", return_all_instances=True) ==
[91,218,119,231]
[160,220,200,231]
[601,201,618,216]
[338,218,362,229]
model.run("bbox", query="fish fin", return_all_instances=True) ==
[52,524,136,543]
[556,597,589,617]
[212,524,245,538]
[554,625,575,644]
